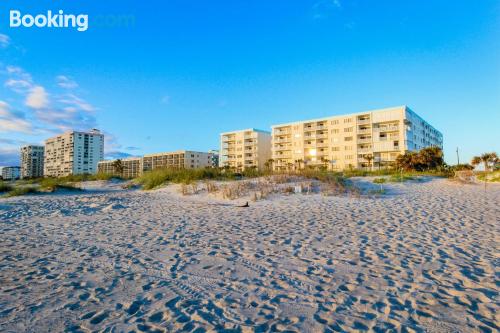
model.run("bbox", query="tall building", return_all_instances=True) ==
[2,166,21,180]
[142,150,213,171]
[44,129,104,177]
[20,145,44,179]
[219,129,272,171]
[271,106,442,171]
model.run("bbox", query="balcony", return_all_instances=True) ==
[357,128,371,134]
[357,148,372,153]
[357,118,371,125]
[373,125,399,132]
[274,137,291,143]
[274,145,292,151]
[274,129,291,135]
[358,138,372,144]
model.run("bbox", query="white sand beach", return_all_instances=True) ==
[0,178,498,332]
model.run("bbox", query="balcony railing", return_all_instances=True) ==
[357,138,372,144]
[373,125,399,132]
[357,118,371,125]
[357,128,371,134]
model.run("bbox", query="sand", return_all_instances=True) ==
[0,178,498,332]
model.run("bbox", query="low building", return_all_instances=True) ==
[97,157,142,179]
[142,150,213,172]
[2,166,21,180]
[271,106,442,171]
[20,145,44,179]
[219,129,272,171]
[44,129,104,177]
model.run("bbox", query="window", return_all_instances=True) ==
[345,155,353,160]
[344,146,353,151]
[344,118,352,123]
[344,136,353,141]
[344,127,353,133]
[332,146,340,151]
[331,120,339,125]
[331,129,339,134]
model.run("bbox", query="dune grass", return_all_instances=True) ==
[476,170,500,183]
[136,168,240,190]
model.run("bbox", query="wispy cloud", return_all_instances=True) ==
[312,0,342,20]
[0,34,10,48]
[0,101,32,134]
[56,75,79,89]
[0,147,20,166]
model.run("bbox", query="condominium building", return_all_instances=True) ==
[44,129,104,177]
[2,166,21,180]
[97,157,142,179]
[142,150,214,172]
[219,129,272,171]
[271,106,442,171]
[20,145,44,179]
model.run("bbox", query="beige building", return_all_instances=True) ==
[97,157,142,179]
[271,106,442,171]
[44,129,104,177]
[20,145,44,179]
[97,151,215,178]
[219,129,272,171]
[142,150,214,171]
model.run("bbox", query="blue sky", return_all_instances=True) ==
[0,0,499,166]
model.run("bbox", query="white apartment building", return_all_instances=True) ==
[271,106,442,171]
[219,129,272,171]
[2,166,21,180]
[20,145,44,179]
[44,129,104,177]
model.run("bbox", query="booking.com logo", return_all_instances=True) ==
[9,9,136,32]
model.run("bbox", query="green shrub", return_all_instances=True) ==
[373,178,386,184]
[0,181,13,193]
[4,186,38,197]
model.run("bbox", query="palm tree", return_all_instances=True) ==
[265,158,274,171]
[364,154,374,171]
[295,159,304,170]
[111,159,124,176]
[471,153,498,171]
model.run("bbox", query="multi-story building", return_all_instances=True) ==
[271,106,442,171]
[20,145,44,179]
[219,129,272,171]
[44,129,104,177]
[142,150,213,172]
[1,166,21,180]
[97,157,142,179]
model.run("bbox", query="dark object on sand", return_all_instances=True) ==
[238,201,249,207]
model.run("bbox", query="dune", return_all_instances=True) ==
[0,178,498,332]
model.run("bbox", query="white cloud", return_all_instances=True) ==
[56,75,79,89]
[26,86,49,109]
[0,34,10,48]
[0,101,32,133]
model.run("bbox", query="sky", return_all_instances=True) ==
[0,0,499,166]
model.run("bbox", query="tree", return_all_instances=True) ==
[264,158,274,171]
[112,159,124,176]
[395,147,445,171]
[295,159,304,170]
[364,154,374,170]
[471,152,498,172]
